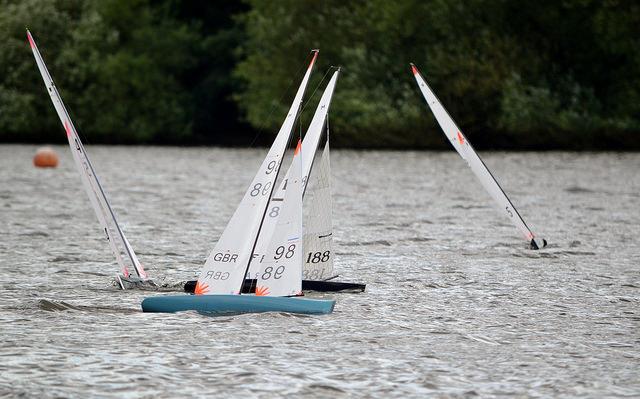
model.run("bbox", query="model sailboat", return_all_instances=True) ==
[182,68,365,293]
[246,68,341,280]
[143,52,335,315]
[411,63,546,249]
[28,30,153,287]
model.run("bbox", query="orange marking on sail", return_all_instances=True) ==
[411,64,419,75]
[255,286,270,296]
[294,139,302,155]
[457,131,465,145]
[194,281,210,295]
[64,120,72,137]
[309,50,319,69]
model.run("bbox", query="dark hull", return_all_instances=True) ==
[184,279,366,294]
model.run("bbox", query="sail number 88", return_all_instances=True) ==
[250,181,272,197]
[261,265,285,280]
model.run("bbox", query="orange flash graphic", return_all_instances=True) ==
[194,281,210,295]
[457,131,465,145]
[255,286,270,296]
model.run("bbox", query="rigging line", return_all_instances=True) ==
[298,66,336,118]
[282,65,330,158]
[248,51,317,148]
[283,66,335,155]
[301,113,327,200]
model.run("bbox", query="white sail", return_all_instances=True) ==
[196,51,318,295]
[411,63,546,249]
[28,30,149,278]
[303,140,334,280]
[255,140,303,297]
[247,69,340,278]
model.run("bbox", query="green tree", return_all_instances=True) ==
[64,0,199,143]
[235,0,522,148]
[0,0,200,144]
[0,0,85,142]
[235,0,640,149]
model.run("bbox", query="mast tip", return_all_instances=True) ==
[26,30,35,48]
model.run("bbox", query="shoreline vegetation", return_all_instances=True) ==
[1,0,638,150]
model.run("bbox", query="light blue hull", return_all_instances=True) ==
[141,294,335,315]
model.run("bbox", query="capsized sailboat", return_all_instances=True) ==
[411,63,547,250]
[142,52,335,315]
[28,30,154,287]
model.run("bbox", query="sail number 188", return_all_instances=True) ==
[306,251,330,263]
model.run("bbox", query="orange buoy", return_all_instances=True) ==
[33,147,59,168]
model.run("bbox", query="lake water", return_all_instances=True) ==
[0,145,638,397]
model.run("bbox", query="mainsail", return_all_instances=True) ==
[196,51,318,295]
[255,140,303,297]
[303,140,334,279]
[411,63,546,249]
[28,30,149,279]
[247,68,340,278]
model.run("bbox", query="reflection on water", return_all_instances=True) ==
[0,145,639,397]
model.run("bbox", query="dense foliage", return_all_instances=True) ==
[1,0,638,149]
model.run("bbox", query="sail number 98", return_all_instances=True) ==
[274,244,296,260]
[306,251,330,263]
[265,160,277,174]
